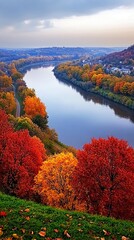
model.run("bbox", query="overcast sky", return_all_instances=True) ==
[0,0,134,48]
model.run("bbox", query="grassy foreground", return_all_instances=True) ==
[0,192,134,240]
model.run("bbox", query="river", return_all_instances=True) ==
[24,66,134,148]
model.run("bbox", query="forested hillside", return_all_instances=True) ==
[54,62,134,109]
[0,48,134,232]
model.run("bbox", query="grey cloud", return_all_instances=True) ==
[11,19,54,32]
[0,0,134,28]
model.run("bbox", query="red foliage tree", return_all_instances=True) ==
[1,130,47,198]
[0,109,47,198]
[0,109,13,186]
[72,137,134,220]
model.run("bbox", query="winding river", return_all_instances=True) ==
[24,66,134,148]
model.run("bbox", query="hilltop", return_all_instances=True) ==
[0,192,134,240]
[101,45,134,67]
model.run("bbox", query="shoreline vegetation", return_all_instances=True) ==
[0,59,75,155]
[53,63,134,110]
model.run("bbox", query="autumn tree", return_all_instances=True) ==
[18,87,35,100]
[33,114,48,129]
[0,109,47,198]
[24,96,47,119]
[34,152,77,210]
[0,75,12,88]
[72,137,134,220]
[0,109,13,186]
[1,130,47,198]
[0,92,16,114]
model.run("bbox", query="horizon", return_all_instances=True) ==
[0,46,129,50]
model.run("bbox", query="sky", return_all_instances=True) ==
[0,0,134,48]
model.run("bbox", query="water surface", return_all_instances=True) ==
[24,66,134,148]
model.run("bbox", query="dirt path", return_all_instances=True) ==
[12,84,21,117]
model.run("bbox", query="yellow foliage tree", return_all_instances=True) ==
[0,92,16,114]
[24,96,47,119]
[34,152,78,210]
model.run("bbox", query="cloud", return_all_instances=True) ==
[0,0,133,47]
[0,0,134,29]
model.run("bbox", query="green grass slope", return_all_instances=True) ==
[0,192,134,240]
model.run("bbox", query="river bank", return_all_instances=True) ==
[24,66,134,148]
[54,67,134,110]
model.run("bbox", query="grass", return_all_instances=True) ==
[0,192,134,240]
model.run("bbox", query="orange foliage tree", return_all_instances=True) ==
[24,96,47,119]
[34,152,78,210]
[72,137,134,220]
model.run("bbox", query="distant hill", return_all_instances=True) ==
[101,45,134,66]
[0,47,122,63]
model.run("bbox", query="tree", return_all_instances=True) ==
[19,87,35,100]
[72,137,134,220]
[0,92,16,114]
[0,126,47,198]
[33,114,48,129]
[34,152,77,210]
[0,75,12,88]
[24,96,47,119]
[0,109,13,186]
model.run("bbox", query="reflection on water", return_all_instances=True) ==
[57,77,134,124]
[24,66,134,148]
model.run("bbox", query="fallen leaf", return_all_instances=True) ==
[41,227,46,231]
[19,210,24,213]
[54,229,59,233]
[25,216,30,221]
[0,211,7,217]
[64,230,71,238]
[12,227,18,231]
[38,231,46,237]
[0,228,3,236]
[24,208,30,212]
[12,233,19,239]
[122,237,129,240]
[5,238,13,240]
[78,228,83,232]
[21,229,26,234]
[19,237,23,240]
[101,238,105,240]
[103,229,111,236]
[55,238,63,240]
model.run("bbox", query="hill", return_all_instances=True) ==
[101,45,134,67]
[0,192,134,240]
[0,47,122,63]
